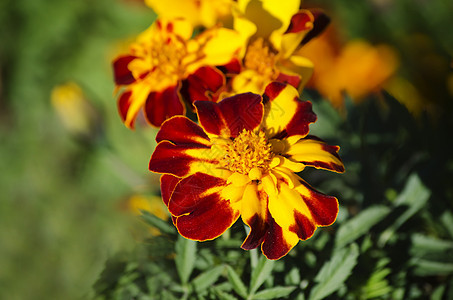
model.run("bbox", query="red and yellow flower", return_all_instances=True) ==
[230,0,330,94]
[113,18,241,128]
[149,82,344,259]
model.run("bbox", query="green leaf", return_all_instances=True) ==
[252,286,297,299]
[411,234,453,261]
[410,259,453,276]
[249,256,275,295]
[226,265,248,298]
[309,243,359,300]
[191,265,225,293]
[140,210,176,235]
[335,205,390,248]
[440,211,453,239]
[379,174,430,247]
[175,236,197,285]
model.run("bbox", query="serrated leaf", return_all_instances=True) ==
[226,265,248,298]
[249,256,275,295]
[379,174,430,247]
[335,205,390,248]
[140,210,176,235]
[191,265,225,293]
[411,234,453,261]
[309,243,359,300]
[175,236,197,285]
[212,286,238,300]
[252,286,297,299]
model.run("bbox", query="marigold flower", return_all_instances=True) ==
[230,0,330,94]
[298,26,399,107]
[113,18,241,128]
[144,0,234,28]
[149,82,344,259]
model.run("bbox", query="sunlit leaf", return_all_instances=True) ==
[335,205,390,248]
[309,243,359,300]
[252,286,297,299]
[175,236,197,285]
[191,265,225,293]
[140,210,176,235]
[226,265,248,298]
[249,256,275,295]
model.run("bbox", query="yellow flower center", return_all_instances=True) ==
[244,38,279,80]
[148,34,188,79]
[219,129,274,175]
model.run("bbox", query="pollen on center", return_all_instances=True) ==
[220,129,274,176]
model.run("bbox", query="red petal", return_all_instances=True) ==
[261,216,297,260]
[263,82,316,139]
[117,90,133,126]
[156,116,210,146]
[289,211,316,240]
[113,55,136,85]
[217,57,242,75]
[285,10,313,34]
[241,213,268,250]
[160,174,181,207]
[180,66,225,105]
[169,172,240,241]
[299,180,339,226]
[195,93,263,137]
[149,141,213,178]
[301,9,330,45]
[144,85,185,127]
[276,72,301,89]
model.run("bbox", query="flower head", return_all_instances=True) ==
[149,82,344,259]
[231,0,330,94]
[113,18,241,128]
[145,0,234,28]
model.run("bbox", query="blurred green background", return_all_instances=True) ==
[1,0,452,299]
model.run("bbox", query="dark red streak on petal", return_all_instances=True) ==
[261,216,293,260]
[144,85,184,127]
[241,214,268,250]
[113,55,137,85]
[289,211,315,240]
[285,11,313,34]
[156,116,210,145]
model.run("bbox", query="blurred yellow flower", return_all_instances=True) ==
[51,82,98,139]
[298,27,399,107]
[144,0,234,28]
[230,0,329,94]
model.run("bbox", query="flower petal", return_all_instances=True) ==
[149,141,224,178]
[144,85,185,127]
[117,90,133,127]
[156,116,211,147]
[300,9,330,45]
[261,215,299,260]
[276,71,301,89]
[113,55,137,85]
[195,92,263,138]
[160,174,181,207]
[199,28,243,67]
[262,82,316,141]
[280,10,314,59]
[180,66,225,105]
[241,184,269,250]
[268,181,338,241]
[169,172,240,241]
[285,136,345,173]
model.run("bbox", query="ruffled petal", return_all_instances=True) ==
[113,55,137,85]
[144,85,185,127]
[261,215,299,260]
[300,9,330,46]
[241,184,269,250]
[195,92,263,138]
[156,116,211,146]
[280,10,314,59]
[268,181,338,241]
[160,174,180,224]
[180,66,225,105]
[120,82,153,129]
[169,172,240,241]
[262,82,316,141]
[285,136,345,173]
[149,141,224,178]
[160,174,182,207]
